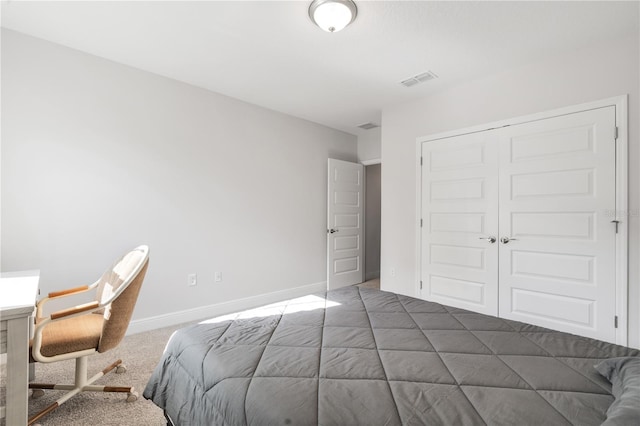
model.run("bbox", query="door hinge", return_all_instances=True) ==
[611,220,620,233]
[614,316,619,328]
[614,127,619,140]
[420,218,423,228]
[420,156,423,166]
[420,281,423,290]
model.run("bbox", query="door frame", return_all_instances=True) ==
[361,159,381,166]
[415,95,628,345]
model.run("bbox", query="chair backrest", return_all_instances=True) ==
[95,245,149,353]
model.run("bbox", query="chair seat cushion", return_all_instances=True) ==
[31,314,104,360]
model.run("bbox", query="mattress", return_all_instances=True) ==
[143,286,639,425]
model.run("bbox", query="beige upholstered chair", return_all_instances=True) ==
[28,245,150,425]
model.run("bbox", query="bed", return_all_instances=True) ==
[143,286,639,425]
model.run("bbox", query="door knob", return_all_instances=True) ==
[478,236,496,243]
[500,237,517,244]
[328,228,339,234]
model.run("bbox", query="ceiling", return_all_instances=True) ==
[2,1,638,136]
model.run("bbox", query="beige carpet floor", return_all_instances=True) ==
[2,280,380,425]
[1,323,186,426]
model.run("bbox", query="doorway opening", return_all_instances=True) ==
[363,163,381,289]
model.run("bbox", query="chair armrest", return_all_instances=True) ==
[36,281,99,319]
[50,301,100,320]
[48,285,90,299]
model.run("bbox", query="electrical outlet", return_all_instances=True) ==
[214,272,222,283]
[188,273,197,286]
[390,268,396,277]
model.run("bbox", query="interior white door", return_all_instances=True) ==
[420,131,500,315]
[498,106,617,342]
[327,159,364,290]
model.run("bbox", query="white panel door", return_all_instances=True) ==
[327,159,364,290]
[421,131,499,315]
[498,106,617,342]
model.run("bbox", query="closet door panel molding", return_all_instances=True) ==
[420,131,499,316]
[417,96,627,345]
[498,107,617,342]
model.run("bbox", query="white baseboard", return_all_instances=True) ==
[126,280,328,335]
[365,271,380,281]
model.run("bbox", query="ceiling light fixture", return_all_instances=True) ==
[309,0,357,33]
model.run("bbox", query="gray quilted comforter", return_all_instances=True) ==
[143,287,639,425]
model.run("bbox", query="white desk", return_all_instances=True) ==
[1,270,39,426]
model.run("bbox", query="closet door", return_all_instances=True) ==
[421,131,499,316]
[498,106,617,342]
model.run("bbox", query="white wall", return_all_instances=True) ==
[357,127,381,163]
[1,30,357,323]
[380,34,640,347]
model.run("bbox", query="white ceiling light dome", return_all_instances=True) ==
[309,0,357,33]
